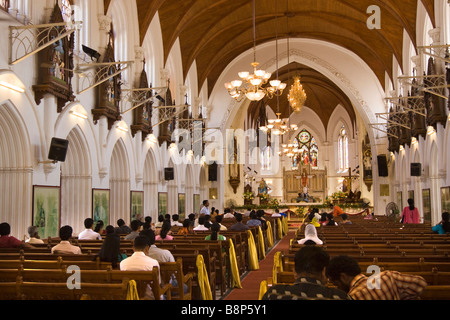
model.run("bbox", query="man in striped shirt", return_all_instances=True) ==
[326,255,427,300]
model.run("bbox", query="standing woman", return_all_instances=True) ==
[401,199,421,224]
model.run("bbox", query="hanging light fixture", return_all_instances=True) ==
[289,75,307,113]
[224,0,286,102]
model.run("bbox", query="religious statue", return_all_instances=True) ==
[258,178,268,196]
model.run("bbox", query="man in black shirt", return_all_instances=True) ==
[262,246,350,300]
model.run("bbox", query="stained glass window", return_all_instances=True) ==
[338,127,349,172]
[261,147,272,171]
[293,129,319,169]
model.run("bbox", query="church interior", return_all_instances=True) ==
[0,0,449,302]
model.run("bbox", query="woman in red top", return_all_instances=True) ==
[401,199,420,224]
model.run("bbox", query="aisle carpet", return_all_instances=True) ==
[223,231,296,300]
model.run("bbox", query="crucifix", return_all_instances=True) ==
[344,168,356,193]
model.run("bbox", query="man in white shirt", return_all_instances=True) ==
[193,215,210,231]
[51,226,82,255]
[200,200,210,215]
[26,226,45,244]
[171,215,183,227]
[78,218,102,240]
[120,236,161,300]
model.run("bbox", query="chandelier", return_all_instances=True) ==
[224,0,286,102]
[260,113,292,136]
[289,76,307,113]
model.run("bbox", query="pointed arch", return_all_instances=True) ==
[61,126,92,235]
[110,138,130,225]
[143,148,158,221]
[0,101,33,239]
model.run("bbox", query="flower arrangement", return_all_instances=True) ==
[243,191,255,201]
[259,193,270,201]
[331,191,347,201]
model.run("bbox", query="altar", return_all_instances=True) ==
[283,166,327,203]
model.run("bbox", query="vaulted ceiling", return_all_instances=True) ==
[104,0,436,98]
[247,62,357,132]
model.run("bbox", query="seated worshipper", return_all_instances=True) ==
[144,216,155,230]
[193,215,210,231]
[171,214,183,227]
[256,210,268,231]
[0,223,33,249]
[125,220,142,241]
[205,223,226,241]
[98,225,124,269]
[331,204,344,218]
[401,199,421,224]
[432,212,450,235]
[262,246,349,300]
[340,214,352,225]
[303,209,321,228]
[298,224,323,246]
[155,220,174,241]
[214,214,227,231]
[229,213,250,232]
[204,214,213,229]
[141,228,188,295]
[247,211,262,228]
[177,219,192,235]
[78,218,102,240]
[271,209,282,218]
[26,226,45,244]
[319,213,328,226]
[140,229,175,263]
[155,215,165,229]
[120,236,161,300]
[188,213,196,228]
[115,219,132,235]
[51,226,82,255]
[326,255,427,300]
[223,208,235,219]
[94,220,105,235]
[325,214,338,226]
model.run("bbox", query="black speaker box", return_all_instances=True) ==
[411,163,422,177]
[48,138,69,162]
[377,155,388,177]
[164,168,174,181]
[208,162,218,182]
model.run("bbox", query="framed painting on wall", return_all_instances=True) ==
[93,189,110,226]
[32,186,60,239]
[441,187,450,213]
[194,194,200,215]
[422,189,431,224]
[131,191,144,222]
[158,193,168,217]
[178,194,186,220]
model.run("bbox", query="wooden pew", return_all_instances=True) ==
[159,258,194,300]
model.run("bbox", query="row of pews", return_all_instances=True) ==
[0,216,286,300]
[266,215,450,300]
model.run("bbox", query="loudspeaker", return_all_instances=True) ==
[377,155,389,177]
[48,138,69,162]
[208,162,218,182]
[164,168,174,181]
[411,163,422,177]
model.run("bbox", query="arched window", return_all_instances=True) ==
[261,146,272,171]
[338,127,349,172]
[293,129,319,169]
